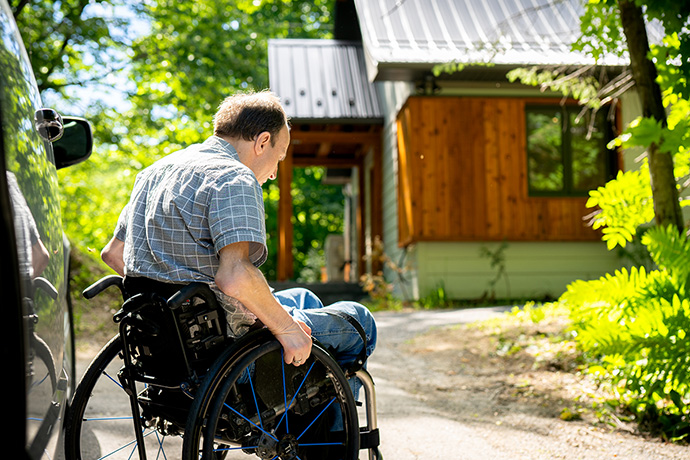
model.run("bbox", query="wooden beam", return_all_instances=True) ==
[277,145,294,281]
[357,161,365,282]
[317,142,333,157]
[291,130,380,145]
[292,157,362,168]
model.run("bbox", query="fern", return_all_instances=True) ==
[562,262,690,426]
[642,224,690,291]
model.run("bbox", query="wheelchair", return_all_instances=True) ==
[65,275,381,460]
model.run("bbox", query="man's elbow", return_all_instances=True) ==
[215,260,255,300]
[101,237,125,276]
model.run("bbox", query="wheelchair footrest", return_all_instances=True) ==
[359,428,380,449]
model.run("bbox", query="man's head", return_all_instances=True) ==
[213,90,288,147]
[214,91,290,185]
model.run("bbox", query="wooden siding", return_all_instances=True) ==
[396,96,605,246]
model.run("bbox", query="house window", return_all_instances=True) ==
[526,105,615,196]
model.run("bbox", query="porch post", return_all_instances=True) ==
[277,145,294,281]
[371,141,383,275]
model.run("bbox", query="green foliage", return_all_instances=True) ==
[506,66,602,109]
[416,283,451,310]
[479,241,510,299]
[17,1,342,280]
[11,0,132,94]
[431,61,466,77]
[572,0,626,65]
[585,166,654,249]
[560,224,690,441]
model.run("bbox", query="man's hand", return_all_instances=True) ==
[271,318,312,366]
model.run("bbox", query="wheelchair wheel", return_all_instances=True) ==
[182,331,359,460]
[64,335,184,460]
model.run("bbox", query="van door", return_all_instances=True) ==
[0,1,74,458]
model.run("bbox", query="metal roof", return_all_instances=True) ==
[352,0,638,81]
[267,39,383,123]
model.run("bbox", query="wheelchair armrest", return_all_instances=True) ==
[167,282,219,310]
[83,275,124,299]
[114,291,166,323]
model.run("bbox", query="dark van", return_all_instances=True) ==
[0,0,93,458]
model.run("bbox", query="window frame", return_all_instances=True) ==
[525,103,617,198]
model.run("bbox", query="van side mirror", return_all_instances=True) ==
[52,116,93,169]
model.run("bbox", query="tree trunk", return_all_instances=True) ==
[618,0,684,231]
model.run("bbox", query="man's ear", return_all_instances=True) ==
[254,131,272,156]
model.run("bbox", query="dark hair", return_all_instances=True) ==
[213,90,287,146]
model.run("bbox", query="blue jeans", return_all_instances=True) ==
[273,287,377,400]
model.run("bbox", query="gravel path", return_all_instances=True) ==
[370,308,689,460]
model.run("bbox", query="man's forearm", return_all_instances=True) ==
[215,245,312,365]
[215,257,293,331]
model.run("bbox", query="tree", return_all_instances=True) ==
[617,0,683,231]
[15,0,341,281]
[11,0,132,96]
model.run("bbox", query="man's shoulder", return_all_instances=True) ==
[156,141,249,174]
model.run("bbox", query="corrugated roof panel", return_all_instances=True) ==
[353,0,632,80]
[268,39,383,122]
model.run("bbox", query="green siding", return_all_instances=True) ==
[416,241,623,300]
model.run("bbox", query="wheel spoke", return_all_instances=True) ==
[82,416,133,422]
[95,429,157,460]
[275,361,316,433]
[222,401,279,443]
[214,445,258,452]
[66,337,183,460]
[281,350,289,434]
[296,397,337,441]
[186,340,358,459]
[102,370,124,390]
[247,366,264,431]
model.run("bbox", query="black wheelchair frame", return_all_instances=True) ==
[64,275,381,460]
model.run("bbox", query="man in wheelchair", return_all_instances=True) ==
[91,90,378,459]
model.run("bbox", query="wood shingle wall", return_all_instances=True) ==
[396,96,611,246]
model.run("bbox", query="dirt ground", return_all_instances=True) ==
[370,307,690,459]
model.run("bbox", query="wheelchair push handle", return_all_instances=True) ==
[82,274,124,299]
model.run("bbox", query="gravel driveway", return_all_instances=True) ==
[370,307,689,460]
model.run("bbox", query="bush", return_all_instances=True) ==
[562,224,690,441]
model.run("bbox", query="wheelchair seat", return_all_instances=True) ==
[65,275,382,460]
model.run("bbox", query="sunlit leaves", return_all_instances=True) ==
[642,224,690,290]
[507,66,602,109]
[573,0,626,64]
[586,167,654,249]
[563,262,690,432]
[13,0,132,95]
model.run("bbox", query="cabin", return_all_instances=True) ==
[267,0,645,301]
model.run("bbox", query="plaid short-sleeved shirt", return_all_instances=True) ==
[114,136,266,335]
